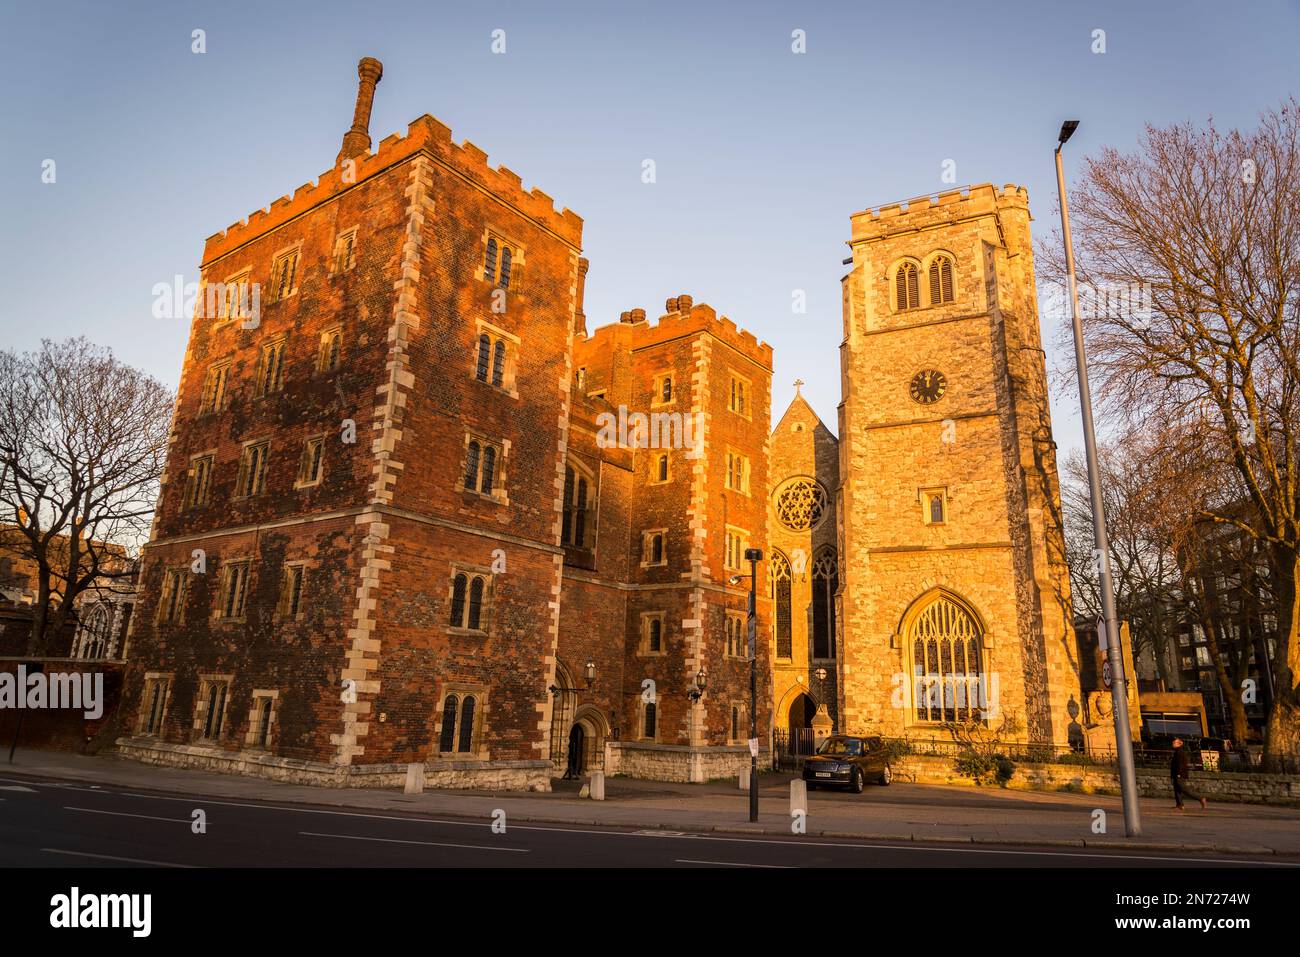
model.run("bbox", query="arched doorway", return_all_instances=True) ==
[789,692,817,755]
[565,723,586,779]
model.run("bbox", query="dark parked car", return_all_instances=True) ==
[801,735,891,793]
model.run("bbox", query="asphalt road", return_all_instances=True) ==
[2,773,1297,868]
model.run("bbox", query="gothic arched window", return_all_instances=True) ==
[811,550,838,660]
[929,255,954,304]
[464,442,480,490]
[910,593,984,723]
[895,262,920,311]
[476,334,491,381]
[492,340,506,387]
[770,551,792,659]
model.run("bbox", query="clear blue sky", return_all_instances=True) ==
[2,0,1297,461]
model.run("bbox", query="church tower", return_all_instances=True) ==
[836,183,1080,747]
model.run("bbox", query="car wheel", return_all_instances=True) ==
[878,764,892,786]
[850,769,864,794]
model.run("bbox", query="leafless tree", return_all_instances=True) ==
[1041,101,1300,766]
[1062,435,1181,690]
[0,338,173,655]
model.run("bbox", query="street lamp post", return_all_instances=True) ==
[1055,119,1142,836]
[744,547,763,822]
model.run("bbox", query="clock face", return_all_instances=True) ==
[909,369,947,405]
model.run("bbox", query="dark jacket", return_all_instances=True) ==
[1171,747,1190,779]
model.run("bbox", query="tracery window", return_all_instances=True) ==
[911,594,984,723]
[770,551,792,659]
[774,478,827,531]
[811,550,838,660]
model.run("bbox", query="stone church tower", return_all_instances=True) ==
[836,183,1080,748]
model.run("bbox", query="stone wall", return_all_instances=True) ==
[608,741,760,783]
[895,753,1300,806]
[116,737,552,790]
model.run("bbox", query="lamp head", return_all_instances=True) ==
[1058,120,1079,145]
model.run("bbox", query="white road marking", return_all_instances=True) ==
[0,785,36,792]
[5,774,1296,867]
[676,859,792,868]
[299,830,528,853]
[41,848,197,868]
[65,805,191,824]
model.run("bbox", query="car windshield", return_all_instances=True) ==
[817,737,861,756]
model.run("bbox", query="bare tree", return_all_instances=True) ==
[1041,101,1300,766]
[0,338,173,655]
[1062,437,1181,690]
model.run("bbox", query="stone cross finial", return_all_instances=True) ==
[793,378,805,395]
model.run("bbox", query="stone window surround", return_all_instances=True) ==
[183,450,217,509]
[471,317,521,398]
[435,683,488,757]
[446,561,494,636]
[651,370,675,408]
[637,611,667,657]
[724,524,750,572]
[919,485,949,526]
[296,433,326,489]
[329,226,359,275]
[137,671,174,736]
[648,451,672,486]
[214,557,254,623]
[245,689,280,749]
[156,567,189,625]
[636,695,659,743]
[235,437,272,498]
[725,446,750,496]
[316,325,343,374]
[212,269,252,325]
[278,561,308,620]
[724,610,747,659]
[460,431,510,505]
[193,673,234,743]
[474,226,526,288]
[727,368,752,420]
[640,528,668,568]
[889,249,959,313]
[268,241,303,303]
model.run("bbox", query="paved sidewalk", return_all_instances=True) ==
[4,750,1299,856]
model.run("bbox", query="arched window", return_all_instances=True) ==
[930,494,945,524]
[499,246,512,289]
[929,255,954,304]
[484,238,498,285]
[910,594,984,723]
[464,442,480,490]
[449,574,468,626]
[651,533,664,564]
[643,702,657,739]
[731,706,739,739]
[895,262,920,311]
[811,550,838,659]
[458,696,476,752]
[770,552,792,659]
[574,477,588,545]
[649,617,662,652]
[476,333,491,381]
[480,445,496,494]
[562,466,593,548]
[79,605,109,660]
[440,695,459,752]
[257,698,273,747]
[657,454,669,482]
[492,340,506,387]
[468,576,485,630]
[661,377,672,403]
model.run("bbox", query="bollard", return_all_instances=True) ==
[739,765,751,791]
[590,771,605,801]
[403,762,424,795]
[790,778,807,815]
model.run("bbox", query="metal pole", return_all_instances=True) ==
[1055,135,1142,836]
[747,553,759,823]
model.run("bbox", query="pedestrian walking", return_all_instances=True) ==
[1171,738,1208,811]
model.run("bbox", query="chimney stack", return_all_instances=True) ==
[337,57,384,167]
